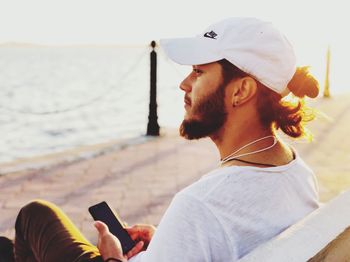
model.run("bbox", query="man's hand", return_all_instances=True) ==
[125,224,156,250]
[94,221,144,261]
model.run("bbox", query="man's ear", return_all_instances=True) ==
[230,77,258,107]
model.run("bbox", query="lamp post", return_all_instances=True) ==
[146,41,160,136]
[323,46,331,98]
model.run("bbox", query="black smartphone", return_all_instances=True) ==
[88,201,135,254]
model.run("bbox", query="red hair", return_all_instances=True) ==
[218,60,320,139]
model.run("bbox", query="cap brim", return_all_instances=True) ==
[160,37,223,65]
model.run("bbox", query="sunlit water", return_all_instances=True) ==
[0,45,189,164]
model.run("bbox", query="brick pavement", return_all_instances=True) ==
[0,94,349,244]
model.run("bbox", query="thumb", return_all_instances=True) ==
[94,221,109,235]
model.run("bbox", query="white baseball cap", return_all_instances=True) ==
[160,17,296,96]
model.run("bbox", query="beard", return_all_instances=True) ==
[180,82,227,140]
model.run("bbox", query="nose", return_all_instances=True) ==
[179,74,192,93]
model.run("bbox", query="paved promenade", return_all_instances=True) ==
[0,94,349,244]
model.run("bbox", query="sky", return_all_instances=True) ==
[0,0,349,93]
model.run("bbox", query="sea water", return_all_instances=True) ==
[0,45,188,164]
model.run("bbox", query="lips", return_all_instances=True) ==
[184,96,191,106]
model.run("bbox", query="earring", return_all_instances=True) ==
[234,100,239,107]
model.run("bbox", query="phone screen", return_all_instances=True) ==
[89,201,135,254]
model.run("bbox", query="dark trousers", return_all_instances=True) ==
[14,200,103,262]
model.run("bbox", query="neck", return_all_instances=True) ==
[210,116,274,160]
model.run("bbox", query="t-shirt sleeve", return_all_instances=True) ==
[129,192,235,262]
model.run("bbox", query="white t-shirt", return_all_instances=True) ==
[129,152,319,261]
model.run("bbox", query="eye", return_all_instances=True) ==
[192,68,203,75]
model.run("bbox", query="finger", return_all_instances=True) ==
[125,225,138,231]
[127,234,139,241]
[94,221,109,235]
[125,230,138,241]
[125,227,134,234]
[125,226,140,240]
[126,241,144,259]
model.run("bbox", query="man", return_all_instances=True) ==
[2,17,320,261]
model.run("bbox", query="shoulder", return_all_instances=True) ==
[180,155,318,210]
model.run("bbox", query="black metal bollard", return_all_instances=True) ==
[146,41,160,136]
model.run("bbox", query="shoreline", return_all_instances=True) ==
[0,133,157,176]
[0,127,181,176]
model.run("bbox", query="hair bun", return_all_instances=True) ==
[287,66,319,98]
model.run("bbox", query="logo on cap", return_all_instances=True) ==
[203,31,218,39]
